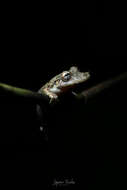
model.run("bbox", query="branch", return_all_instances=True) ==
[0,72,127,105]
[77,72,127,102]
[0,82,50,104]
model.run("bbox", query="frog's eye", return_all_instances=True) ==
[62,71,71,82]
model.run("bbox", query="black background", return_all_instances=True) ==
[0,1,127,189]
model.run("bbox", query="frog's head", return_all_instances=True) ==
[47,66,90,95]
[56,66,90,91]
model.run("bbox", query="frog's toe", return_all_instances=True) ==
[40,126,44,132]
[49,98,57,104]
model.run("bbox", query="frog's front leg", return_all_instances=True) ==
[43,88,58,104]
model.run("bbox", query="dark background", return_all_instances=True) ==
[0,1,127,189]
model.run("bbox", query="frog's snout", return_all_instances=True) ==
[84,72,90,79]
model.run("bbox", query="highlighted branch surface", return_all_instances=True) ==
[0,82,49,104]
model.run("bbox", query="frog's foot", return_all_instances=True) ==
[49,97,59,104]
[39,126,49,141]
[40,126,44,132]
[49,94,59,104]
[72,91,78,97]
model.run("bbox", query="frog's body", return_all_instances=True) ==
[37,66,90,138]
[38,66,90,102]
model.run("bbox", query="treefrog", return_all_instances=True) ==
[38,66,90,103]
[36,66,90,138]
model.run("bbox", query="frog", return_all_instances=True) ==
[36,66,90,138]
[38,66,90,103]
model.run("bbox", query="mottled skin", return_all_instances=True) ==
[38,66,90,102]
